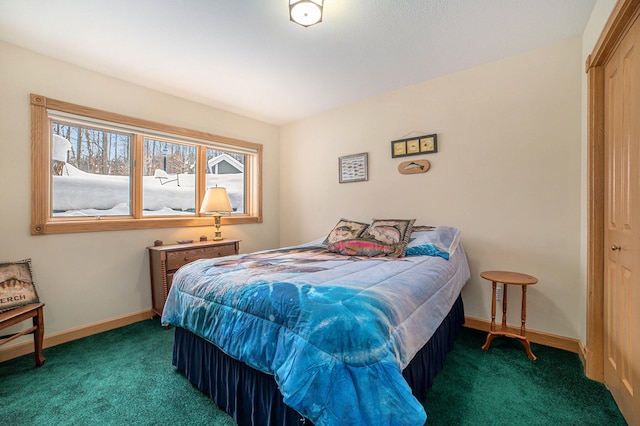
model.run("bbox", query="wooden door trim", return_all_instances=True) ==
[585,0,640,381]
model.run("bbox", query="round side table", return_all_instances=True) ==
[480,270,538,360]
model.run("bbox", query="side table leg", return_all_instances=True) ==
[502,283,508,329]
[482,281,498,351]
[519,338,537,361]
[489,281,497,331]
[519,285,536,360]
[520,285,527,336]
[482,332,496,351]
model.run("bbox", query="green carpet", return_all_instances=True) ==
[424,327,626,425]
[0,319,626,425]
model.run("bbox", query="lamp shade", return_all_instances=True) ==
[200,187,233,214]
[290,0,323,27]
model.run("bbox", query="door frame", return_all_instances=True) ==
[585,0,640,381]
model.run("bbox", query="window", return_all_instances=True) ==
[51,121,133,217]
[141,138,197,217]
[31,94,262,234]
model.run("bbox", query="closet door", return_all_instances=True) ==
[603,12,640,424]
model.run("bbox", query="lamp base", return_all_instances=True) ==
[213,215,223,241]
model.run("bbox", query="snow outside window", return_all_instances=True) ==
[142,139,197,216]
[51,121,133,217]
[31,94,262,235]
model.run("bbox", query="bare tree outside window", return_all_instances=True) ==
[51,121,132,216]
[32,94,262,235]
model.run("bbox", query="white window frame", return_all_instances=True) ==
[31,94,263,235]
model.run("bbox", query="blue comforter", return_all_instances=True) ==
[162,241,470,425]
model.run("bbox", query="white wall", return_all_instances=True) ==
[0,41,280,337]
[280,37,584,339]
[1,1,617,347]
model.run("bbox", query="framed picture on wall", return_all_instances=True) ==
[391,134,437,158]
[339,152,368,183]
[392,140,407,157]
[407,139,420,154]
[419,135,437,153]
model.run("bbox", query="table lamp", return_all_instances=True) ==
[200,187,233,240]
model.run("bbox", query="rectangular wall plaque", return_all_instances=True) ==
[391,134,437,158]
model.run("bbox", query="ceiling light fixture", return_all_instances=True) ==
[289,0,323,27]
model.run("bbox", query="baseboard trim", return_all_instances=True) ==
[578,341,587,368]
[1,312,585,366]
[464,316,582,354]
[0,309,155,363]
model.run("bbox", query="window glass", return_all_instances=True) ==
[143,138,197,216]
[51,121,132,217]
[31,94,262,234]
[205,148,245,214]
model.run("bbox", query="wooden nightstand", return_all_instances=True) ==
[147,239,240,317]
[480,270,538,360]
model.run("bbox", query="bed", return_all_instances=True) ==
[162,222,470,425]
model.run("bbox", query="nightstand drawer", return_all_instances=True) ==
[166,272,175,290]
[166,244,237,270]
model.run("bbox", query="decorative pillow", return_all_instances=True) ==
[0,259,40,312]
[327,238,401,257]
[406,226,461,260]
[323,219,369,245]
[361,218,415,257]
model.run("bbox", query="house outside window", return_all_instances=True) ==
[31,94,262,234]
[206,150,245,213]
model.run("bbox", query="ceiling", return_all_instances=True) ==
[0,0,596,125]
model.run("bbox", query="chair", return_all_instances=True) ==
[0,303,46,367]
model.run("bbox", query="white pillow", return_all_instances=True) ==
[405,226,461,260]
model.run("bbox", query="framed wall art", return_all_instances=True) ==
[339,152,368,183]
[391,133,437,158]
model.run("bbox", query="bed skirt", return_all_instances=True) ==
[172,295,465,426]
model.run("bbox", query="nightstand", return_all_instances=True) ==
[480,270,538,360]
[147,239,240,317]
